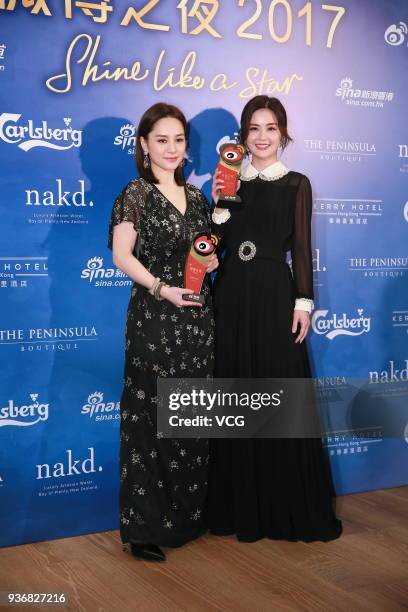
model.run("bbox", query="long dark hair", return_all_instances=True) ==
[240,95,293,151]
[136,102,188,185]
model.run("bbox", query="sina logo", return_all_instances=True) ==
[312,308,371,340]
[369,360,408,384]
[0,114,82,151]
[336,77,353,101]
[0,393,49,427]
[81,391,120,418]
[114,124,136,152]
[81,257,114,282]
[384,22,407,46]
[36,447,102,479]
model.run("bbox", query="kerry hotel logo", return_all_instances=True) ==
[336,78,394,108]
[0,393,49,427]
[0,113,82,151]
[312,308,371,340]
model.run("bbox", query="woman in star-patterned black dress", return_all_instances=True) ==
[108,103,217,561]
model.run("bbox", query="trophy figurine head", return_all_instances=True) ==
[219,143,246,169]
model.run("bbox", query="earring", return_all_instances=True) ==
[143,151,150,168]
[179,157,186,168]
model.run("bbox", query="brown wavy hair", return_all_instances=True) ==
[136,102,188,185]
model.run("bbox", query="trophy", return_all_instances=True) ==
[216,142,246,205]
[183,233,219,304]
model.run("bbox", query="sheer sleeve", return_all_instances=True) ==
[292,175,314,301]
[107,180,143,250]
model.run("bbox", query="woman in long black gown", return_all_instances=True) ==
[109,103,217,561]
[208,95,342,542]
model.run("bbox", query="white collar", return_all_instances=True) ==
[240,160,290,181]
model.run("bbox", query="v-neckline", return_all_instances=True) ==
[149,181,189,218]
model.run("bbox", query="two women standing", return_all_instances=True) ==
[109,97,342,561]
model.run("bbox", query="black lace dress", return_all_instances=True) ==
[108,178,214,547]
[208,169,342,542]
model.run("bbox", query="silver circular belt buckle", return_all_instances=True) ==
[238,241,256,261]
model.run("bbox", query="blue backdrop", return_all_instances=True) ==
[1,0,407,547]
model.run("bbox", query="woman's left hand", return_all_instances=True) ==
[292,310,310,343]
[206,253,219,274]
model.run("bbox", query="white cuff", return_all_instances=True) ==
[294,298,314,313]
[212,209,231,225]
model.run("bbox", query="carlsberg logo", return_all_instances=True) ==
[0,113,82,151]
[312,308,371,339]
[0,394,49,427]
[36,447,101,479]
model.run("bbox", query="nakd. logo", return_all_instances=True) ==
[0,393,49,427]
[81,391,120,420]
[312,308,371,340]
[369,360,408,384]
[36,447,101,479]
[0,114,82,151]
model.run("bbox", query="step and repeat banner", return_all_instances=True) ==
[0,0,407,547]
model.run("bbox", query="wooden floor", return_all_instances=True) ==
[1,487,407,612]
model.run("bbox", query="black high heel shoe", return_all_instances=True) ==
[130,542,166,561]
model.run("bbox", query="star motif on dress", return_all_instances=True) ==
[136,389,145,399]
[176,338,182,345]
[180,449,186,456]
[164,265,171,272]
[160,314,167,321]
[169,367,176,375]
[157,480,164,488]
[170,314,178,322]
[145,311,152,319]
[180,362,187,370]
[157,431,164,438]
[165,347,172,354]
[163,518,173,529]
[152,364,159,372]
[191,509,201,520]
[161,337,168,345]
[147,343,156,350]
[131,414,139,422]
[196,456,202,465]
[150,449,158,458]
[125,376,132,387]
[187,324,192,330]
[136,321,142,327]
[138,488,146,495]
[170,460,179,470]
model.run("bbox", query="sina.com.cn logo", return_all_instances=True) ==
[81,257,131,287]
[0,113,82,151]
[0,393,49,427]
[312,308,371,340]
[384,22,408,46]
[81,391,120,421]
[114,123,136,154]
